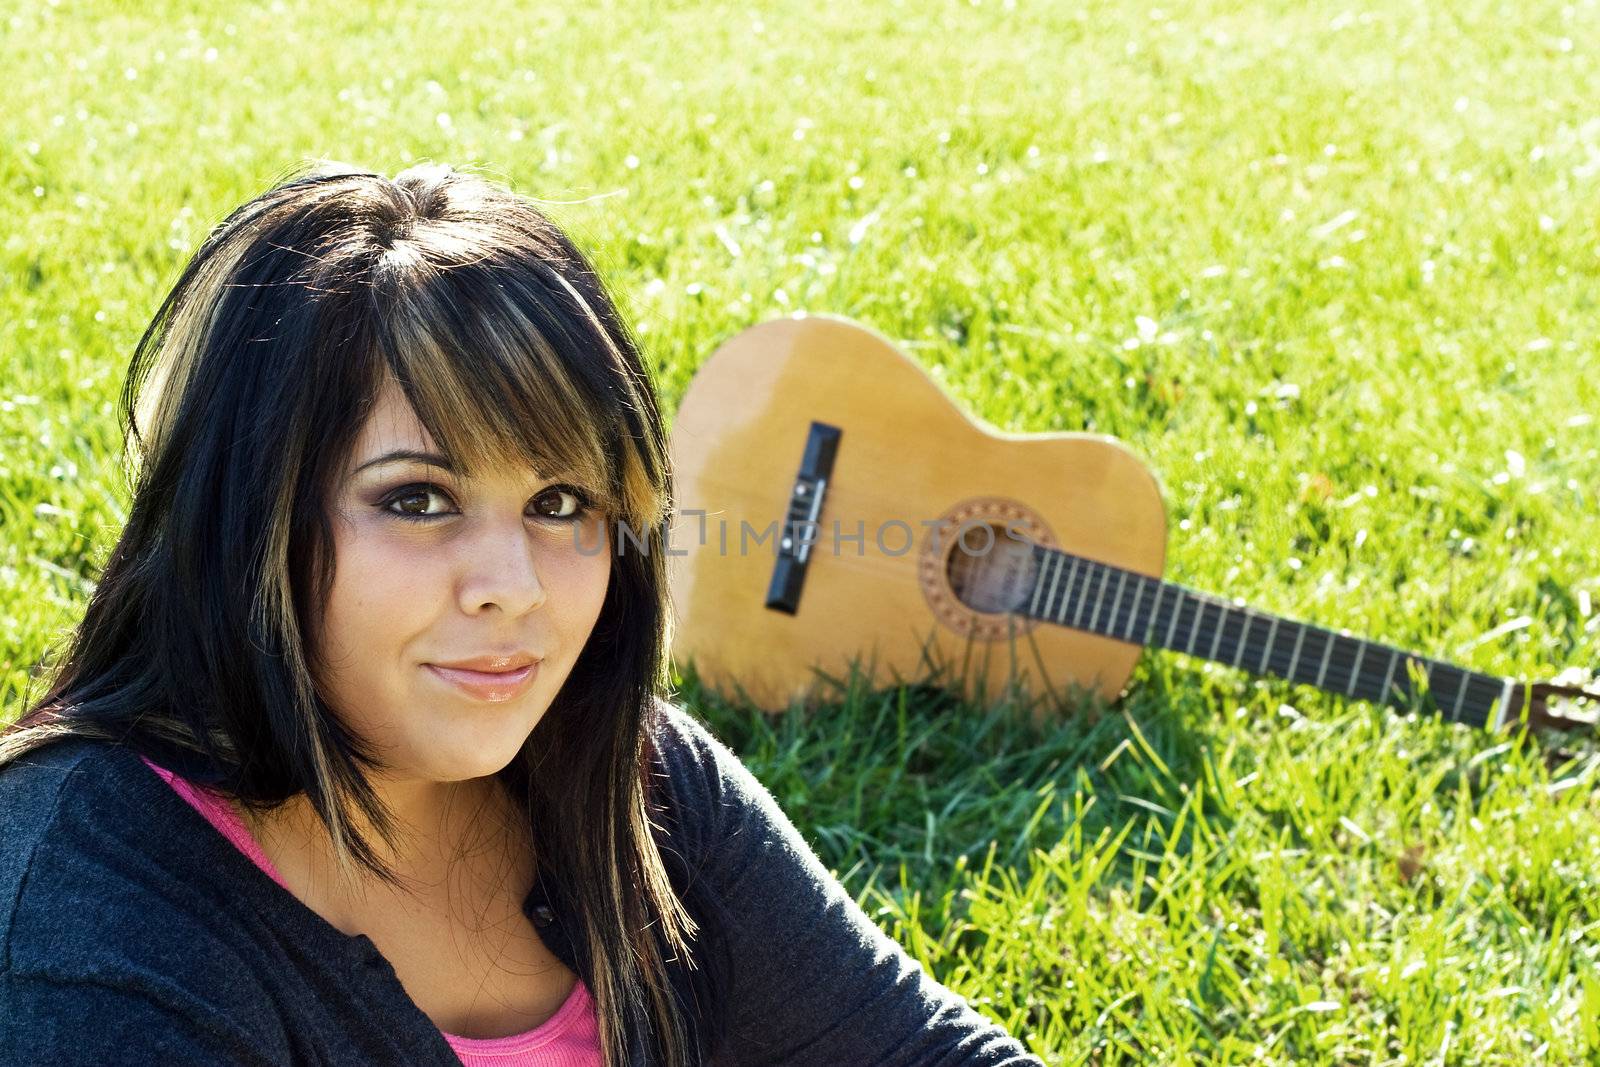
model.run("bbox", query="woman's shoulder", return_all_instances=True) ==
[0,738,298,1062]
[0,736,132,908]
[0,737,271,990]
[645,695,796,864]
[0,733,115,801]
[648,694,726,771]
[646,694,762,818]
[645,696,748,857]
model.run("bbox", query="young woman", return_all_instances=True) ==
[0,164,1044,1066]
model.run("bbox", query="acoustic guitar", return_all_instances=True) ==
[665,315,1597,735]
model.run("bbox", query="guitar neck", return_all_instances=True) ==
[1021,544,1516,730]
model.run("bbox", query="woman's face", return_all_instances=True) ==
[314,378,612,786]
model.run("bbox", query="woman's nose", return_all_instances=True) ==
[456,519,548,616]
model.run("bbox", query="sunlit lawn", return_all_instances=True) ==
[4,1,1599,1062]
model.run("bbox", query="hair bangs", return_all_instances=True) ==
[372,255,637,521]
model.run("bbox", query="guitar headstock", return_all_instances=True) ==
[1518,668,1600,735]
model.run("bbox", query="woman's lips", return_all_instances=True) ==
[424,662,540,702]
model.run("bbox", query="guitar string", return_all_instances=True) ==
[1106,582,1490,696]
[1082,581,1500,719]
[1023,548,1501,720]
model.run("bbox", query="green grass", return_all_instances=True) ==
[4,0,1599,1062]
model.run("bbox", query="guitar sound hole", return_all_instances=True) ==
[944,522,1036,615]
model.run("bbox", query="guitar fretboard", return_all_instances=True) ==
[1021,544,1515,730]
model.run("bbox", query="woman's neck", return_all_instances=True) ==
[239,773,527,914]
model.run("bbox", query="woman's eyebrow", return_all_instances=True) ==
[352,449,581,486]
[353,449,455,474]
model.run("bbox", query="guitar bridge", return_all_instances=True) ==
[765,421,842,614]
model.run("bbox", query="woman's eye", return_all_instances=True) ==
[382,484,455,520]
[531,485,590,521]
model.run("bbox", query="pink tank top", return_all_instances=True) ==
[140,757,605,1067]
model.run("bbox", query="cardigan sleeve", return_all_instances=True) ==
[654,701,1044,1067]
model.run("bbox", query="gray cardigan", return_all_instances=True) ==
[0,699,1044,1065]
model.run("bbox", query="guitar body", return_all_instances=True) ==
[667,315,1167,715]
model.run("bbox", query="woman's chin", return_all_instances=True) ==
[423,742,527,783]
[404,724,538,783]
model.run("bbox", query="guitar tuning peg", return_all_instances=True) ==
[1529,673,1600,732]
[1550,665,1599,694]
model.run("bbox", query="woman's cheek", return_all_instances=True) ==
[547,530,612,617]
[323,519,434,664]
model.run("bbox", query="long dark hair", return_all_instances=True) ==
[3,162,699,1067]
